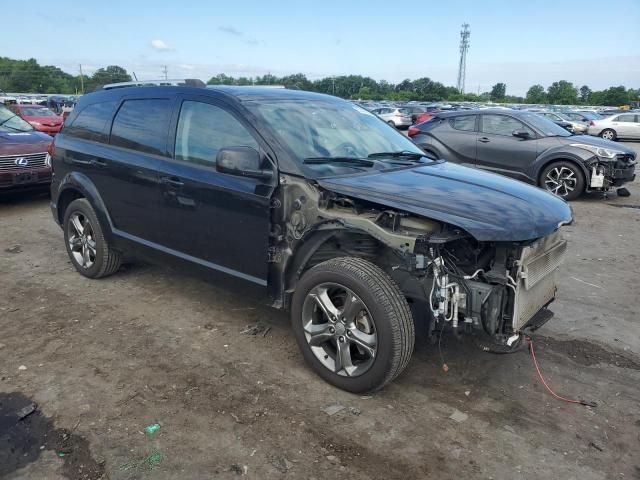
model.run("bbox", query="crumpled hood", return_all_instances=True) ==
[317,162,573,242]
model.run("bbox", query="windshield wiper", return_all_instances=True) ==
[0,114,18,127]
[367,150,425,160]
[303,156,375,167]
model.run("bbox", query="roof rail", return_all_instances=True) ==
[100,79,206,90]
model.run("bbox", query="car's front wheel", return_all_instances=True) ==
[387,121,396,128]
[600,129,617,141]
[63,198,122,278]
[540,161,585,201]
[291,257,415,392]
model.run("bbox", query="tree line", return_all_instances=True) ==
[1,56,637,106]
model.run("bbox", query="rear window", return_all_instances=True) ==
[110,99,172,155]
[64,101,118,142]
[449,115,476,132]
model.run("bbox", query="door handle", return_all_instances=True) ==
[161,176,184,187]
[478,137,490,143]
[90,158,107,167]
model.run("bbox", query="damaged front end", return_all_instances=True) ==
[272,176,569,349]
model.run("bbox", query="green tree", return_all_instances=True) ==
[546,80,578,105]
[579,85,591,103]
[490,83,506,101]
[87,65,131,91]
[525,84,546,104]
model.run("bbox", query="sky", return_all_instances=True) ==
[2,0,639,96]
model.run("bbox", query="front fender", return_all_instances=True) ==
[531,146,594,183]
[55,171,115,242]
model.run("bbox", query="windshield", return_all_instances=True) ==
[520,112,571,137]
[0,107,34,132]
[248,99,426,175]
[578,111,602,120]
[21,107,56,117]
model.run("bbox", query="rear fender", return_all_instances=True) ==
[55,171,115,243]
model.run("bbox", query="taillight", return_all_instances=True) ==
[408,126,420,138]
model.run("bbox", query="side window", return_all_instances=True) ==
[449,115,476,132]
[174,101,259,167]
[110,99,172,155]
[616,114,634,122]
[481,115,533,136]
[64,101,118,143]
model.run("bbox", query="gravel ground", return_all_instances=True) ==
[1,142,639,480]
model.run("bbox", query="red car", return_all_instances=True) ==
[10,104,64,136]
[0,106,53,192]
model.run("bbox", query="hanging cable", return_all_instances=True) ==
[526,336,596,407]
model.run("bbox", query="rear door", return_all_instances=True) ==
[431,114,478,166]
[151,95,275,286]
[475,114,538,183]
[97,95,175,241]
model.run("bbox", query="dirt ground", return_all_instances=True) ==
[1,143,640,480]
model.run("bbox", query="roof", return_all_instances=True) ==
[207,85,342,103]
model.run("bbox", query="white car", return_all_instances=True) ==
[588,113,640,141]
[370,107,413,128]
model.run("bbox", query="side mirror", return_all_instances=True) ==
[216,146,272,181]
[512,129,531,139]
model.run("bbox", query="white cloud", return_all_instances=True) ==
[150,39,172,52]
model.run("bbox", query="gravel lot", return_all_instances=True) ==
[1,142,639,480]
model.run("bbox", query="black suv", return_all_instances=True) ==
[51,84,572,392]
[409,109,636,200]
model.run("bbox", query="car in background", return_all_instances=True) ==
[0,105,53,192]
[562,111,602,126]
[370,107,412,128]
[537,111,586,134]
[587,113,640,141]
[9,104,64,135]
[400,105,428,124]
[410,109,636,200]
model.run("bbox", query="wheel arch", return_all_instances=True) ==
[282,228,419,310]
[55,172,115,243]
[534,155,590,187]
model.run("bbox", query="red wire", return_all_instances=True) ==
[526,336,595,407]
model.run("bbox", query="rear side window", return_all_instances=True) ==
[481,115,533,136]
[110,99,172,155]
[450,115,476,132]
[174,101,258,167]
[64,101,118,143]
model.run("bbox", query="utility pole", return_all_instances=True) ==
[332,76,335,95]
[161,65,168,80]
[79,64,84,94]
[456,23,470,94]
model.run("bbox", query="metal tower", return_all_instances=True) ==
[456,23,470,94]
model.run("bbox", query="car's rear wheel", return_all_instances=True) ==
[600,129,617,141]
[291,257,415,393]
[387,121,396,128]
[63,198,122,278]
[540,161,585,201]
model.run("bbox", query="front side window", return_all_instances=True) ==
[110,99,172,155]
[481,115,533,136]
[616,114,634,123]
[174,101,259,166]
[450,115,476,132]
[65,101,118,142]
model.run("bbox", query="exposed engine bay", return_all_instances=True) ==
[270,176,568,348]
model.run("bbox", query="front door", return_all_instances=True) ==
[153,96,276,287]
[613,114,640,138]
[475,114,539,183]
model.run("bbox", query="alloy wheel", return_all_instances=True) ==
[67,212,97,269]
[544,166,577,197]
[301,282,377,377]
[602,130,615,140]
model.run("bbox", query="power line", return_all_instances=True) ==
[456,23,470,94]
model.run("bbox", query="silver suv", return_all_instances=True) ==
[371,107,412,128]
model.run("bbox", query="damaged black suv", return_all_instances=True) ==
[50,83,573,392]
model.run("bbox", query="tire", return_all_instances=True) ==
[600,129,617,141]
[387,121,396,128]
[540,161,585,201]
[291,257,415,392]
[421,148,438,160]
[63,198,122,278]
